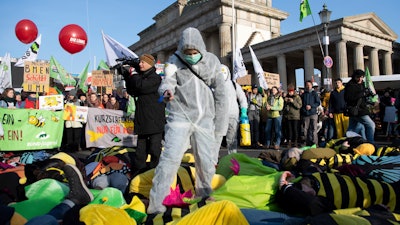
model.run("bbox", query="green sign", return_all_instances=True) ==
[0,108,64,151]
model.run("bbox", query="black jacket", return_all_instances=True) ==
[124,67,166,135]
[329,88,346,114]
[344,79,370,116]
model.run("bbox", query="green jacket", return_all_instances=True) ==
[266,95,284,118]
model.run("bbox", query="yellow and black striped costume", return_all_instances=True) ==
[305,206,400,225]
[309,154,354,171]
[311,173,397,211]
[374,146,400,157]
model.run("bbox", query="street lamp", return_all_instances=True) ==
[319,4,332,89]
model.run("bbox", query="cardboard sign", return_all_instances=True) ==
[23,61,50,93]
[91,70,113,87]
[264,72,280,88]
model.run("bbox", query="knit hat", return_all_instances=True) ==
[140,54,155,67]
[287,84,295,92]
[353,143,375,155]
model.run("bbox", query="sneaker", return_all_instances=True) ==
[63,164,93,205]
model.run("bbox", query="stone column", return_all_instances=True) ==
[287,66,296,88]
[304,47,314,81]
[219,22,231,66]
[383,51,393,75]
[369,48,379,75]
[277,54,287,90]
[336,40,348,78]
[353,44,364,70]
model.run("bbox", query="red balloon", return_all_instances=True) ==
[15,19,38,44]
[58,24,88,54]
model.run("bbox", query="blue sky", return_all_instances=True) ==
[0,0,398,74]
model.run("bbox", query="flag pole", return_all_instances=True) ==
[231,0,236,71]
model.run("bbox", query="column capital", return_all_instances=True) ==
[219,22,231,28]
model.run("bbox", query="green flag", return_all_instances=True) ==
[364,67,378,103]
[97,59,110,70]
[49,56,76,86]
[300,0,312,22]
[77,61,90,93]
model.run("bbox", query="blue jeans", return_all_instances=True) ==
[91,172,129,193]
[348,115,375,143]
[241,208,305,225]
[265,116,282,147]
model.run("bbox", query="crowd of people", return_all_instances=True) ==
[242,70,400,150]
[1,26,400,224]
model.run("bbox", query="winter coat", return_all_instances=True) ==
[125,67,166,135]
[266,94,284,118]
[329,87,346,114]
[344,79,370,116]
[301,90,320,116]
[284,94,302,120]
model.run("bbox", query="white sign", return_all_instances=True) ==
[39,95,64,110]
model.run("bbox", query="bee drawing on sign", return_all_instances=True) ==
[28,113,45,127]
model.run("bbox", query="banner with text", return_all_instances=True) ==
[85,108,136,148]
[0,108,64,151]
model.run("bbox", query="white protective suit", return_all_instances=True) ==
[220,65,248,154]
[147,27,228,214]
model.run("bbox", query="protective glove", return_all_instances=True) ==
[240,107,248,119]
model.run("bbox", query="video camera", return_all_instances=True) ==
[111,57,140,76]
[115,57,140,68]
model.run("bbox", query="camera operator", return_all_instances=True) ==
[119,54,166,177]
[344,69,376,143]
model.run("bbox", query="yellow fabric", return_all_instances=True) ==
[129,166,226,198]
[171,200,249,225]
[120,195,146,214]
[80,204,137,225]
[330,214,371,225]
[50,152,76,165]
[354,143,375,155]
[333,113,349,138]
[149,200,249,225]
[10,212,27,225]
[181,153,195,163]
[321,92,330,109]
